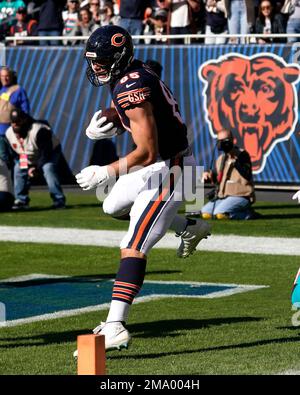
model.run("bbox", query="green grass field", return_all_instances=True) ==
[0,190,300,237]
[0,191,299,375]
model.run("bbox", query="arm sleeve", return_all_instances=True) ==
[35,128,54,168]
[234,151,253,181]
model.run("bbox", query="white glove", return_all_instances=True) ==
[75,165,109,191]
[86,110,118,140]
[292,190,300,204]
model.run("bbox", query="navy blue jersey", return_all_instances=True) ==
[110,59,188,160]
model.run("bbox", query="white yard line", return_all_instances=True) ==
[0,225,300,255]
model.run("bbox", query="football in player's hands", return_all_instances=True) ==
[100,108,124,135]
[86,108,124,140]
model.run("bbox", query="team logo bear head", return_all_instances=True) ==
[199,54,300,173]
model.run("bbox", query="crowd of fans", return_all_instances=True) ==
[0,0,299,45]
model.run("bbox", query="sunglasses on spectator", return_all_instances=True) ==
[261,5,271,10]
[91,2,100,5]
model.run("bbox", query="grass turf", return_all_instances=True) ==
[0,190,300,237]
[0,242,299,375]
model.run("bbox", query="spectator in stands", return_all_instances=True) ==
[0,138,14,211]
[62,0,80,45]
[284,0,300,42]
[0,0,26,23]
[0,67,30,164]
[143,6,168,44]
[223,0,255,43]
[0,0,26,37]
[80,0,89,8]
[278,0,290,31]
[118,0,155,43]
[25,1,41,22]
[274,0,286,13]
[201,129,256,220]
[76,7,100,36]
[98,1,118,26]
[255,0,286,43]
[112,0,120,20]
[204,0,228,44]
[6,108,66,210]
[165,0,201,44]
[37,0,65,46]
[9,6,38,45]
[90,0,101,24]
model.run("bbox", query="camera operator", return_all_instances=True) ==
[6,108,66,210]
[201,129,256,220]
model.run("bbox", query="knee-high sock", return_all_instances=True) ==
[106,257,146,323]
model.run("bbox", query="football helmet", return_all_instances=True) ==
[85,25,134,86]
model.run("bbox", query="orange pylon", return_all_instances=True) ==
[77,334,106,375]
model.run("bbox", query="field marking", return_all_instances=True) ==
[0,274,268,328]
[0,225,300,255]
[277,370,300,375]
[0,273,66,283]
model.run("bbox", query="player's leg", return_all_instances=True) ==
[103,159,210,256]
[97,154,210,350]
[94,247,146,350]
[99,164,172,348]
[102,183,132,218]
[102,165,154,218]
[124,154,211,258]
[94,157,184,350]
[91,169,158,351]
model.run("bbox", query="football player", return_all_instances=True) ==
[75,25,211,352]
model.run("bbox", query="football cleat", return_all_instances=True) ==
[73,321,131,358]
[176,218,211,258]
[94,321,131,351]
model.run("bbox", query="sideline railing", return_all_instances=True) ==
[4,33,300,46]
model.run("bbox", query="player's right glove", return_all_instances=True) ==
[75,165,110,190]
[292,190,300,204]
[86,110,118,140]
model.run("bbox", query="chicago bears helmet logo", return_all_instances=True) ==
[199,53,300,173]
[111,33,126,47]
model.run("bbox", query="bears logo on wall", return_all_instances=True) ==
[199,53,300,174]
